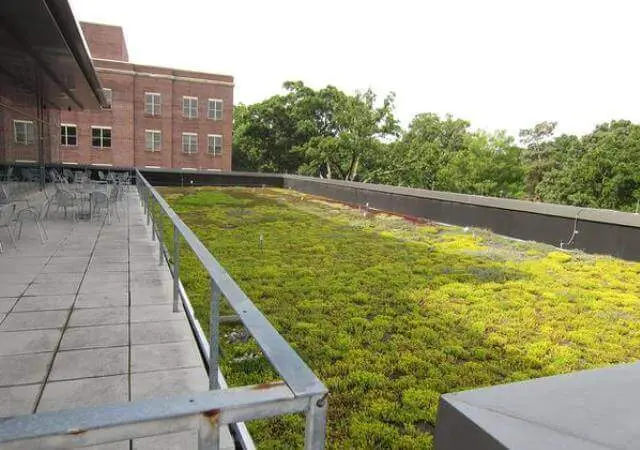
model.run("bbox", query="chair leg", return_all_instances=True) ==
[40,220,48,241]
[36,220,46,243]
[7,225,17,249]
[18,220,24,240]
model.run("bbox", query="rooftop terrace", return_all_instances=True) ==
[0,181,241,448]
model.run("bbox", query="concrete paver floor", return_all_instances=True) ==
[0,187,233,449]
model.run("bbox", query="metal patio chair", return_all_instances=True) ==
[0,203,17,253]
[16,193,51,243]
[109,184,122,222]
[48,188,78,220]
[90,191,110,223]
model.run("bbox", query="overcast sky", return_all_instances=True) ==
[69,0,640,136]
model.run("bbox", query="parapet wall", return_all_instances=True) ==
[137,168,640,261]
[7,163,637,260]
[282,176,640,261]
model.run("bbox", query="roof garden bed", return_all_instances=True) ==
[158,186,640,450]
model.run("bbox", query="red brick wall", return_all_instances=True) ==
[80,22,129,62]
[133,70,174,168]
[48,23,234,171]
[55,61,233,171]
[59,69,135,167]
[170,78,233,171]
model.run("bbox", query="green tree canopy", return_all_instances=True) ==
[233,81,640,212]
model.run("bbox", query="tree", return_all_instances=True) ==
[366,113,472,189]
[438,130,524,197]
[297,89,399,181]
[536,121,640,210]
[233,82,399,181]
[518,121,557,197]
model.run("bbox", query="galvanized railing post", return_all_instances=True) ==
[198,414,220,450]
[209,278,221,390]
[143,185,147,211]
[304,395,328,450]
[146,188,151,225]
[151,198,156,241]
[157,214,163,266]
[173,224,180,313]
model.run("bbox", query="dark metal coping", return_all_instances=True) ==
[284,175,640,229]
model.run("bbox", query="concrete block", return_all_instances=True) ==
[0,353,53,386]
[41,256,90,273]
[0,310,68,331]
[68,307,128,327]
[131,342,201,373]
[131,305,183,323]
[75,292,128,308]
[49,347,128,381]
[132,430,197,450]
[24,280,79,296]
[131,367,208,400]
[0,384,41,418]
[0,329,62,355]
[0,298,17,313]
[34,272,84,285]
[38,374,128,412]
[130,320,192,345]
[88,261,128,272]
[13,295,75,312]
[0,284,29,298]
[61,324,128,350]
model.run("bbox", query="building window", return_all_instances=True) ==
[182,96,198,119]
[181,133,198,154]
[207,134,222,156]
[91,126,112,149]
[13,120,35,145]
[145,92,161,116]
[145,130,161,152]
[102,88,112,109]
[60,124,77,146]
[207,99,223,120]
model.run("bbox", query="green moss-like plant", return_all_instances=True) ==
[157,187,640,449]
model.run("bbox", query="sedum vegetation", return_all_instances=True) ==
[159,186,640,449]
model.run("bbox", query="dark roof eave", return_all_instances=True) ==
[43,0,107,108]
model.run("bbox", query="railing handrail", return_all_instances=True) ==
[135,170,326,397]
[0,384,297,444]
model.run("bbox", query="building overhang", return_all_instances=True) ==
[0,0,106,110]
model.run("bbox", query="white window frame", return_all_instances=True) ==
[102,88,112,109]
[145,129,162,152]
[60,123,77,147]
[207,98,223,120]
[91,126,112,149]
[13,120,35,145]
[181,132,198,154]
[207,134,222,156]
[144,92,161,116]
[182,96,198,119]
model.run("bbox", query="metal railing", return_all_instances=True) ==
[0,170,328,449]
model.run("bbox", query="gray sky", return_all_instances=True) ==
[69,0,640,136]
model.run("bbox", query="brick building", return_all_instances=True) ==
[53,22,233,171]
